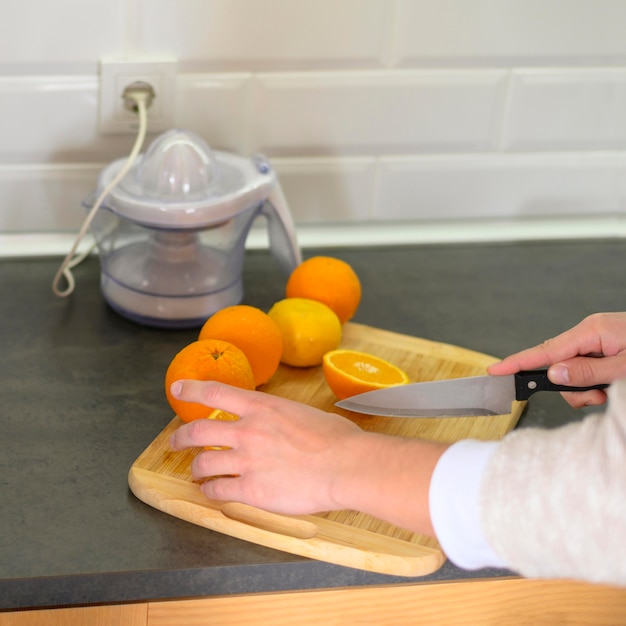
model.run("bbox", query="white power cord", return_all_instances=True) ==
[52,86,152,297]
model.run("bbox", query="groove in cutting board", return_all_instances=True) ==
[129,322,524,577]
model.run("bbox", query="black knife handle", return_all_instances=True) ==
[514,369,609,401]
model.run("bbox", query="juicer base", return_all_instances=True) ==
[100,273,243,329]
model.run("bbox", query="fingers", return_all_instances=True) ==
[487,328,596,376]
[487,313,626,377]
[488,353,615,408]
[170,416,240,451]
[191,448,240,483]
[168,380,259,451]
[170,379,257,416]
[548,355,626,387]
[189,450,259,506]
[200,475,246,504]
[560,389,608,409]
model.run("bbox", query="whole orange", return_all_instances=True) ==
[198,304,283,387]
[285,256,362,324]
[164,339,255,422]
[268,298,342,367]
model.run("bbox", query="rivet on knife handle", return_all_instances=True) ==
[221,502,319,539]
[514,369,609,401]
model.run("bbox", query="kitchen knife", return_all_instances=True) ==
[335,369,608,417]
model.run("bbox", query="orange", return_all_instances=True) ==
[198,304,283,387]
[286,256,362,324]
[206,408,240,422]
[322,349,410,400]
[164,339,255,422]
[205,408,240,451]
[267,298,342,367]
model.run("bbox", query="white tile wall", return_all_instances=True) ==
[273,157,377,223]
[375,153,620,221]
[0,0,126,73]
[247,70,506,156]
[393,0,626,68]
[2,0,626,249]
[503,69,626,151]
[134,0,393,71]
[0,165,100,231]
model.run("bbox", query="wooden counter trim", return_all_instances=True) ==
[148,578,626,626]
[0,603,147,626]
[3,578,626,625]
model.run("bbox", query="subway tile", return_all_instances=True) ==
[0,76,152,164]
[0,165,100,232]
[375,154,620,221]
[503,69,626,151]
[0,76,98,163]
[0,0,126,72]
[247,70,507,156]
[134,0,391,71]
[3,0,626,242]
[176,74,251,153]
[0,73,252,164]
[614,155,626,205]
[1,154,623,237]
[271,157,376,223]
[394,0,626,67]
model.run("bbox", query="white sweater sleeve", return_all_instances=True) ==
[429,439,508,570]
[480,378,626,585]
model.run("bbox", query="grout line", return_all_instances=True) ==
[382,0,401,70]
[495,69,515,151]
[124,0,141,56]
[368,156,383,219]
[241,73,255,156]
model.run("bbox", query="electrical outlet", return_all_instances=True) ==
[99,58,177,135]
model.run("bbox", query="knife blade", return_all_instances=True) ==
[334,369,608,417]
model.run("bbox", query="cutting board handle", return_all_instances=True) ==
[221,502,319,540]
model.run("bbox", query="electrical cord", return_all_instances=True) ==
[52,88,151,297]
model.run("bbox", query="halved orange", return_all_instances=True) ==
[207,408,240,422]
[204,408,240,451]
[322,349,410,400]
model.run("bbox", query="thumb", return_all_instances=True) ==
[549,355,625,387]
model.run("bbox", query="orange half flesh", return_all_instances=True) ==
[322,349,410,400]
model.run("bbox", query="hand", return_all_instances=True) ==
[169,380,447,535]
[487,312,626,407]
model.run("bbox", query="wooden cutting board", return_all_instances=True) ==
[129,322,524,577]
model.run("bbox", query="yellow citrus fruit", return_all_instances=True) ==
[322,349,410,400]
[198,304,283,387]
[285,256,362,324]
[267,298,342,367]
[164,339,255,422]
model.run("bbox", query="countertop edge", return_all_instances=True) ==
[2,215,626,259]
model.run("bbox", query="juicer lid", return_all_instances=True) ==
[95,129,276,228]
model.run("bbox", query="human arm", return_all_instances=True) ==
[479,379,626,585]
[487,312,626,407]
[168,377,626,585]
[168,379,448,537]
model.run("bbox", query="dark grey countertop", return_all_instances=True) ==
[2,238,624,610]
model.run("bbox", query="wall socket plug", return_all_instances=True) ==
[99,58,177,135]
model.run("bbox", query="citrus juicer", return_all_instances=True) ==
[84,129,301,328]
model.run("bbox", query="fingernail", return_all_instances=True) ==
[170,381,183,397]
[550,365,570,384]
